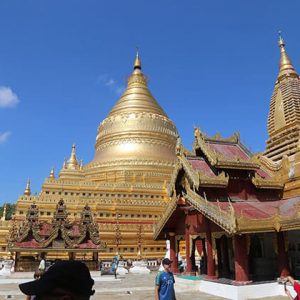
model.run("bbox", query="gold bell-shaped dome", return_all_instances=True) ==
[88,52,178,180]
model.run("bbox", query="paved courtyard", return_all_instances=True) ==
[0,272,288,300]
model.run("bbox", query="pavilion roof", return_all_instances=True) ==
[8,200,106,251]
[154,186,300,240]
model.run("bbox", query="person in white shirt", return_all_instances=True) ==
[38,255,46,274]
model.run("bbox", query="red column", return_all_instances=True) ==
[205,219,216,278]
[234,235,249,282]
[185,225,192,273]
[169,232,178,273]
[277,231,290,277]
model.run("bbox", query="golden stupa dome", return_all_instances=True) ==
[88,52,178,174]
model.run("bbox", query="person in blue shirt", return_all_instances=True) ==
[155,258,176,300]
[110,256,119,279]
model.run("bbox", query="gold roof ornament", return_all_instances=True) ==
[134,48,141,70]
[63,157,67,169]
[67,144,79,170]
[278,32,298,80]
[1,204,7,221]
[49,166,55,178]
[24,178,31,196]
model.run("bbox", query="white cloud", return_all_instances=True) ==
[0,86,19,108]
[97,75,124,95]
[105,79,115,86]
[0,131,11,144]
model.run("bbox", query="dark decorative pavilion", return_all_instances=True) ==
[8,200,106,271]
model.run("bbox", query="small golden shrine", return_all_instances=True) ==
[8,200,105,270]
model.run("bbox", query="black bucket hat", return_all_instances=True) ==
[162,258,173,265]
[19,260,95,296]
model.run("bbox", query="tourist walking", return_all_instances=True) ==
[38,255,46,274]
[19,260,95,300]
[284,275,300,300]
[155,258,176,300]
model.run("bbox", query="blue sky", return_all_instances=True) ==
[0,0,299,204]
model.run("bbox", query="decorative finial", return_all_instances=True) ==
[67,143,79,170]
[277,31,297,79]
[63,157,67,169]
[134,47,141,70]
[80,159,83,170]
[1,203,7,221]
[278,30,285,48]
[24,178,31,196]
[49,166,55,178]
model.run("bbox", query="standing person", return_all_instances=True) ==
[19,260,95,300]
[111,256,119,279]
[155,258,176,300]
[38,255,46,275]
[284,275,300,300]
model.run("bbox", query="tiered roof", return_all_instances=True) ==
[155,129,300,239]
[9,200,106,252]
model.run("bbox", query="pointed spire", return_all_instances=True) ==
[277,32,298,79]
[133,48,141,70]
[49,166,55,178]
[67,144,79,170]
[63,157,67,169]
[1,203,7,221]
[24,178,31,196]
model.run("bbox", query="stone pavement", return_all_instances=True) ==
[0,272,288,300]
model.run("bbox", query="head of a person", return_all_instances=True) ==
[19,260,95,300]
[162,258,172,272]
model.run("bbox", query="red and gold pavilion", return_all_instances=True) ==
[154,35,300,282]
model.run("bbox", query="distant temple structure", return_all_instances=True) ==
[0,35,300,280]
[9,200,105,270]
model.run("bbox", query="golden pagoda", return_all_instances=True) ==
[9,52,178,261]
[265,34,300,162]
[263,34,300,198]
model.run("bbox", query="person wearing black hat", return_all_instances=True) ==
[19,260,95,300]
[155,258,176,300]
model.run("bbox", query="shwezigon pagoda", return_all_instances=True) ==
[1,35,300,280]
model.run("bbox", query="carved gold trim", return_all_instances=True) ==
[184,187,237,234]
[251,172,284,189]
[153,195,177,240]
[193,127,260,170]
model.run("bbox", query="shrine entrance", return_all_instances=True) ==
[191,237,207,275]
[215,235,234,279]
[249,233,277,281]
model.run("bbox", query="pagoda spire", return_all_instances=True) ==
[277,32,298,80]
[265,34,300,161]
[1,203,7,221]
[49,166,55,178]
[24,178,31,196]
[67,144,79,170]
[134,48,141,70]
[63,158,67,169]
